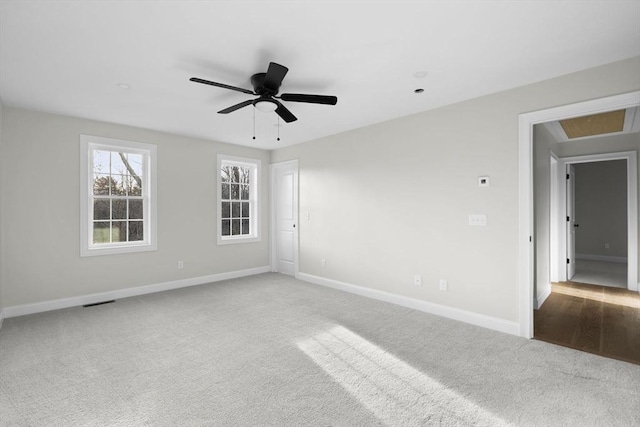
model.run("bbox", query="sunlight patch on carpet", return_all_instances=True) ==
[297,325,509,427]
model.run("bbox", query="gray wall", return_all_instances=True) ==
[0,100,4,315]
[271,56,640,323]
[0,108,270,307]
[575,160,628,258]
[533,124,560,302]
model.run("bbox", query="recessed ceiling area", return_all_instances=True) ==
[544,107,640,142]
[0,1,639,149]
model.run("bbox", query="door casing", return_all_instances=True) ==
[555,152,637,288]
[518,90,640,338]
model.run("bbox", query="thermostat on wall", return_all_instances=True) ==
[478,176,490,187]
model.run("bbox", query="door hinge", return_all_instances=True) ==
[529,236,532,242]
[567,258,570,264]
[566,173,570,180]
[567,216,570,222]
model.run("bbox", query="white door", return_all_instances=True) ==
[566,164,577,280]
[271,161,298,276]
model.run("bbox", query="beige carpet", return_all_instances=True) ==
[1,273,639,426]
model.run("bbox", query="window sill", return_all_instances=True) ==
[81,242,157,257]
[217,236,261,245]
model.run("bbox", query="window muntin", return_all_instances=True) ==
[81,135,157,256]
[217,155,260,244]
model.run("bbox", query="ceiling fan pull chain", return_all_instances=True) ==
[277,116,280,141]
[252,107,256,140]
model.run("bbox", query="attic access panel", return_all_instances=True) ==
[559,109,625,139]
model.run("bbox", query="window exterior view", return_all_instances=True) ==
[80,135,157,256]
[218,155,260,244]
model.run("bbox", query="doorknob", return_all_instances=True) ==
[293,224,296,228]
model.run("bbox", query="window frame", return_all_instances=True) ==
[217,154,261,245]
[80,135,157,257]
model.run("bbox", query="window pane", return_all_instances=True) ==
[231,219,240,235]
[230,166,240,183]
[93,150,110,174]
[129,221,143,241]
[111,152,126,174]
[93,199,110,220]
[129,177,142,196]
[111,175,127,196]
[239,167,250,184]
[241,219,250,235]
[222,219,230,236]
[221,202,231,218]
[221,183,230,199]
[112,199,127,219]
[231,202,240,218]
[129,200,143,219]
[231,183,240,200]
[93,222,110,243]
[112,221,127,242]
[241,202,250,218]
[221,166,232,183]
[127,153,144,176]
[240,185,249,200]
[93,175,111,195]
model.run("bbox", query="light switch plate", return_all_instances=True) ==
[469,214,487,226]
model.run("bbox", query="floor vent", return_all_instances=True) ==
[83,300,115,308]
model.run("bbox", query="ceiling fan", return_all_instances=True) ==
[190,62,337,123]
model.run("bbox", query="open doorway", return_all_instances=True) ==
[525,97,640,364]
[519,91,640,339]
[567,159,628,288]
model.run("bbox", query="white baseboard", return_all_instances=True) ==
[535,284,552,310]
[3,266,271,319]
[298,273,520,336]
[576,253,628,263]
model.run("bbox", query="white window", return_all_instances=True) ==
[80,135,157,256]
[217,154,261,244]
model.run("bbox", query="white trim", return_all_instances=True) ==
[535,284,552,310]
[0,310,4,331]
[557,151,637,290]
[80,135,158,257]
[217,154,261,245]
[576,254,628,263]
[298,273,520,336]
[2,266,270,318]
[519,91,640,339]
[269,159,300,278]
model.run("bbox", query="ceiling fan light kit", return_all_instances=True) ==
[190,62,338,124]
[254,99,277,112]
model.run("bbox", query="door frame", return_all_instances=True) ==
[556,152,637,288]
[269,159,299,277]
[549,153,560,283]
[518,90,640,338]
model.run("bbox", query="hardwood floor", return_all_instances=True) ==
[534,281,640,365]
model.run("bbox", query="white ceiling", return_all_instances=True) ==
[1,1,639,149]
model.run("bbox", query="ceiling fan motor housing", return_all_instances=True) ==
[251,73,279,96]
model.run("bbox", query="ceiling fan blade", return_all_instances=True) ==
[263,62,289,91]
[189,77,255,95]
[218,99,255,114]
[273,99,297,123]
[280,93,338,105]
